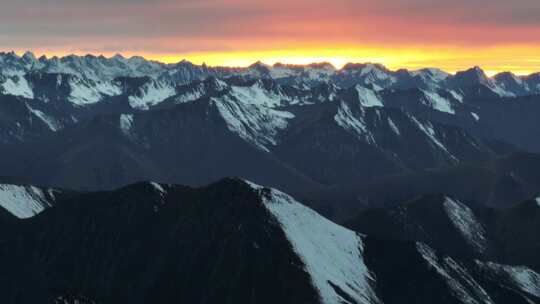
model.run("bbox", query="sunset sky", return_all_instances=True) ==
[2,0,540,75]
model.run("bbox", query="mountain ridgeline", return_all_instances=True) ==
[2,52,540,215]
[1,52,540,303]
[1,179,539,304]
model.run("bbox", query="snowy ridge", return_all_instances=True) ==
[128,80,176,110]
[40,54,165,81]
[68,77,121,105]
[27,104,61,131]
[387,118,400,135]
[229,81,285,107]
[334,102,376,144]
[3,52,540,97]
[443,198,488,254]
[416,243,494,304]
[149,182,166,195]
[449,90,464,103]
[411,117,457,161]
[248,182,380,304]
[420,90,455,114]
[1,75,34,98]
[355,85,383,107]
[476,261,540,300]
[0,184,53,219]
[213,96,294,152]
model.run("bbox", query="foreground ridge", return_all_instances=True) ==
[0,179,538,303]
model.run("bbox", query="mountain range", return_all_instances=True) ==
[1,51,540,303]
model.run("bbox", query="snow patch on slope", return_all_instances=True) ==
[421,90,455,114]
[388,118,400,135]
[213,96,294,152]
[411,117,456,161]
[1,75,34,99]
[0,184,53,219]
[249,182,380,304]
[449,90,464,103]
[27,105,61,131]
[128,81,176,110]
[68,78,121,105]
[149,182,166,195]
[443,198,488,253]
[119,114,134,135]
[476,261,540,299]
[230,82,284,107]
[356,85,383,107]
[416,243,494,304]
[335,102,376,144]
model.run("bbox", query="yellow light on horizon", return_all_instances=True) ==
[14,44,540,76]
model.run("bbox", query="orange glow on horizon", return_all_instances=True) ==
[13,44,540,76]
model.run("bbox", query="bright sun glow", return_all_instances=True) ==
[18,44,540,76]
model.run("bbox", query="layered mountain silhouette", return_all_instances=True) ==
[1,52,540,303]
[1,179,538,304]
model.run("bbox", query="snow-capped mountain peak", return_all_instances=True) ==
[249,182,380,304]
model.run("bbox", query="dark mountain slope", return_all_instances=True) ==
[1,180,320,304]
[347,194,540,272]
[306,152,540,221]
[1,179,538,304]
[5,99,321,193]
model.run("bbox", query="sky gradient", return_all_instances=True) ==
[2,0,540,75]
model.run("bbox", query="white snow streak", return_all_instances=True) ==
[476,261,540,299]
[27,105,61,131]
[416,243,494,304]
[214,96,294,152]
[443,198,488,253]
[150,182,166,195]
[1,75,34,99]
[119,114,134,135]
[421,90,455,114]
[0,184,52,219]
[69,78,121,105]
[128,81,176,110]
[356,85,383,107]
[230,82,283,107]
[334,102,376,144]
[248,182,380,304]
[411,117,457,161]
[388,118,400,135]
